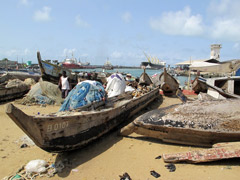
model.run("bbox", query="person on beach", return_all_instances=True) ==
[58,71,70,98]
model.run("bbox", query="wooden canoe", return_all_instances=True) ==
[37,51,78,86]
[192,76,207,94]
[120,99,240,147]
[0,71,41,84]
[0,83,30,102]
[6,87,160,152]
[152,68,179,96]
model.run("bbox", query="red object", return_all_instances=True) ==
[182,90,197,95]
[159,90,196,95]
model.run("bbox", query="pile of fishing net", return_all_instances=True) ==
[59,80,106,111]
[20,81,63,105]
[5,79,30,89]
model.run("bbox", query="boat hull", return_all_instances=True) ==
[0,85,30,102]
[121,100,240,147]
[141,62,165,69]
[6,88,160,152]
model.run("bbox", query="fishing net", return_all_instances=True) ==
[20,81,63,105]
[59,80,106,111]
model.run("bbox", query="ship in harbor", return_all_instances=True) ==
[141,52,166,69]
[62,53,92,69]
[103,58,114,70]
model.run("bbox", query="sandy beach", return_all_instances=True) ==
[1,95,240,180]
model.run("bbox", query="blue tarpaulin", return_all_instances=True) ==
[236,68,240,76]
[59,81,106,111]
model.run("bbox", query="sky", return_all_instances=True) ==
[1,0,240,66]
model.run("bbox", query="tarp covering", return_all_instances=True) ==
[105,73,126,98]
[59,80,106,111]
[20,81,63,105]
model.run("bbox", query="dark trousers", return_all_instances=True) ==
[62,89,69,98]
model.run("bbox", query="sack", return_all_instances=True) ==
[25,159,47,174]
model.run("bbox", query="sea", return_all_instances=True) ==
[72,68,196,88]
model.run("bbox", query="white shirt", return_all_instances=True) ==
[61,76,70,90]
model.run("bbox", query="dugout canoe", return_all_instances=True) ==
[152,68,179,96]
[37,51,78,86]
[192,76,207,94]
[6,87,160,152]
[120,99,240,147]
[0,83,30,102]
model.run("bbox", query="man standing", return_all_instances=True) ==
[58,71,70,98]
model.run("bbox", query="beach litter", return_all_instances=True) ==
[150,170,161,178]
[155,155,162,159]
[2,159,65,180]
[25,159,47,174]
[165,163,176,172]
[119,172,132,180]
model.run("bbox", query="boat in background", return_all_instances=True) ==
[62,53,94,69]
[151,68,179,96]
[37,51,78,86]
[0,80,30,102]
[0,71,40,84]
[141,52,165,70]
[192,76,207,94]
[62,56,83,69]
[103,58,114,70]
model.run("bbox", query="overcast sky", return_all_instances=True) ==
[1,0,240,66]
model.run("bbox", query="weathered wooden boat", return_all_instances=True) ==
[206,76,240,99]
[192,76,207,94]
[37,51,78,86]
[163,142,240,163]
[0,81,30,102]
[120,99,240,147]
[6,86,160,152]
[0,71,41,84]
[152,68,179,95]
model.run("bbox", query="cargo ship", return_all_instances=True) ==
[141,52,166,69]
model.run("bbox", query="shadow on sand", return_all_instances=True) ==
[54,95,164,177]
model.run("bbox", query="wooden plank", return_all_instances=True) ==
[176,89,187,103]
[163,142,240,163]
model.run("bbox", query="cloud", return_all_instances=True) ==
[33,6,52,22]
[209,0,240,17]
[75,15,90,28]
[121,12,132,23]
[24,48,30,55]
[207,0,240,41]
[210,19,240,41]
[5,49,18,57]
[20,0,29,5]
[149,6,204,36]
[233,42,240,50]
[110,51,122,59]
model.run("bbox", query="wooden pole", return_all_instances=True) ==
[187,57,191,90]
